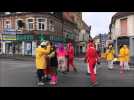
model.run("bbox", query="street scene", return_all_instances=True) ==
[0,12,134,87]
[0,57,134,87]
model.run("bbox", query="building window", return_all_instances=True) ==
[4,20,11,29]
[49,20,55,32]
[37,18,47,31]
[120,18,127,35]
[27,18,34,31]
[16,19,25,30]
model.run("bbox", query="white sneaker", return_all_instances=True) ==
[37,81,45,86]
[108,67,113,70]
[126,68,130,70]
[49,81,56,85]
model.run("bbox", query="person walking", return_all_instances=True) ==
[66,42,77,72]
[48,44,58,85]
[85,40,96,75]
[105,44,115,69]
[118,44,130,73]
[123,45,130,70]
[35,41,51,86]
[85,39,98,86]
[56,43,67,74]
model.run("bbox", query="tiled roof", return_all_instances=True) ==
[109,12,134,31]
[112,12,134,23]
[113,12,134,19]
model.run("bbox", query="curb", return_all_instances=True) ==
[0,56,35,61]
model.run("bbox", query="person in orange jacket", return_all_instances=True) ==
[85,39,98,86]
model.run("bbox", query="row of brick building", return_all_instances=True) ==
[0,12,90,56]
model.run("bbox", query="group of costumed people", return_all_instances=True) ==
[35,40,77,86]
[34,37,130,87]
[85,38,130,86]
[105,44,130,73]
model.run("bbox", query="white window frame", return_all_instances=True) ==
[4,19,11,29]
[36,17,47,31]
[26,17,34,31]
[16,18,25,31]
[48,19,55,32]
[120,18,128,35]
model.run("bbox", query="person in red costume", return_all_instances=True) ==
[85,39,98,86]
[66,41,77,72]
[86,40,97,75]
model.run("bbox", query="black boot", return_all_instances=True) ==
[62,71,67,74]
[74,68,77,72]
[67,69,69,72]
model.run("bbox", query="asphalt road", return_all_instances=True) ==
[0,58,134,87]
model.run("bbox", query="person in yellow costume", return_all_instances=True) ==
[118,44,127,73]
[35,41,51,86]
[123,45,130,70]
[105,44,115,69]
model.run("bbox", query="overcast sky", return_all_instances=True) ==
[82,12,116,38]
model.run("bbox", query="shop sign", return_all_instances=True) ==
[2,34,16,41]
[66,32,73,39]
[16,34,34,41]
[4,28,16,34]
[50,35,64,42]
[38,34,50,41]
[37,34,65,42]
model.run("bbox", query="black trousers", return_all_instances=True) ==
[37,69,44,81]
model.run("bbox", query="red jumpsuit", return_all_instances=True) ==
[86,43,98,84]
[66,43,75,71]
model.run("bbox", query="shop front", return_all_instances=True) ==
[16,34,34,56]
[2,34,16,55]
[115,36,134,65]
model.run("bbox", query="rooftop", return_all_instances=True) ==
[82,20,91,32]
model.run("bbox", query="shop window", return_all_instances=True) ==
[25,42,32,55]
